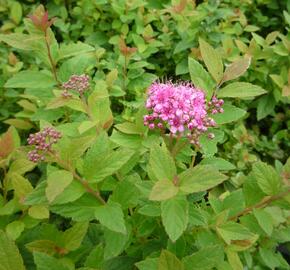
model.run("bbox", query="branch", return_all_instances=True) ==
[230,188,290,220]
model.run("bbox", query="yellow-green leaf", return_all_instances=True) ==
[149,180,179,201]
[158,250,184,270]
[46,170,73,203]
[179,165,228,194]
[28,205,49,219]
[199,38,223,83]
[218,82,267,98]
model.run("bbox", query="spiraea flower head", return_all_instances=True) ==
[144,81,223,146]
[27,127,61,162]
[62,74,90,97]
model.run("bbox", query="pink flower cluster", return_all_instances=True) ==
[144,82,223,145]
[62,74,90,97]
[27,127,61,162]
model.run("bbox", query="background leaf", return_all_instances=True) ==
[61,222,89,251]
[182,245,224,270]
[252,162,281,195]
[158,250,184,270]
[33,252,70,270]
[0,230,26,270]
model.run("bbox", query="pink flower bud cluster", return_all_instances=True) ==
[27,127,62,162]
[144,82,224,146]
[62,74,90,97]
[208,96,224,114]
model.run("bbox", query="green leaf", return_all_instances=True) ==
[188,207,210,226]
[257,94,276,120]
[84,147,134,183]
[149,143,176,182]
[136,258,158,270]
[149,180,179,201]
[0,230,26,270]
[109,178,140,209]
[58,42,95,60]
[46,170,73,203]
[5,221,24,240]
[226,249,243,270]
[58,135,95,166]
[200,157,236,171]
[84,244,103,268]
[28,205,49,219]
[188,57,215,95]
[158,250,184,270]
[95,202,126,234]
[138,203,161,217]
[0,33,43,50]
[78,121,98,134]
[221,57,251,83]
[52,180,86,205]
[50,194,102,221]
[216,221,258,245]
[199,38,223,83]
[10,2,22,24]
[104,228,130,259]
[218,82,267,98]
[11,173,33,199]
[252,162,281,195]
[253,209,273,236]
[161,196,188,242]
[110,129,142,149]
[212,104,246,124]
[182,245,224,270]
[179,165,228,194]
[25,240,57,256]
[115,122,143,135]
[4,71,55,88]
[199,130,224,157]
[88,83,113,126]
[259,248,289,269]
[8,159,35,175]
[61,222,89,251]
[33,252,70,270]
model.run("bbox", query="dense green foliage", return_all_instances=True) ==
[0,0,289,270]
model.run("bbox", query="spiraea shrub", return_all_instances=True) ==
[0,1,289,270]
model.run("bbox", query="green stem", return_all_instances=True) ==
[171,136,188,158]
[49,152,106,205]
[2,166,8,202]
[190,154,196,168]
[44,30,60,86]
